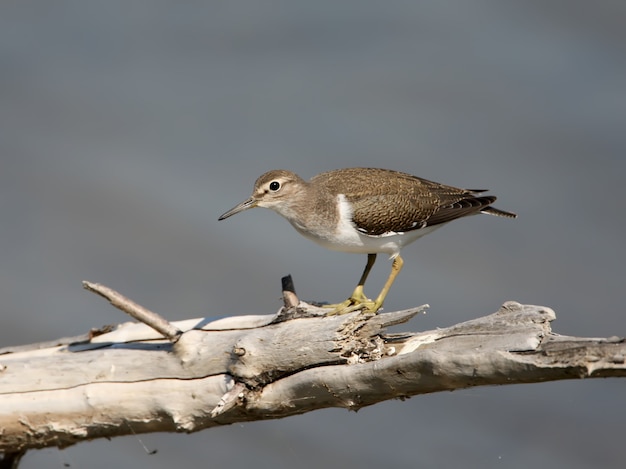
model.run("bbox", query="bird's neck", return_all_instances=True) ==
[273,185,340,235]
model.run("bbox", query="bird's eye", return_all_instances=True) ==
[269,181,281,192]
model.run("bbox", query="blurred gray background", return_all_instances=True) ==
[1,1,625,468]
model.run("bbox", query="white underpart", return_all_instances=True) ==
[293,194,444,257]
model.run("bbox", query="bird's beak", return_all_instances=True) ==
[218,197,258,220]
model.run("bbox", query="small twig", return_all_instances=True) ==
[270,275,320,323]
[82,281,182,343]
[124,420,158,455]
[210,382,248,418]
[272,275,334,323]
[281,274,299,309]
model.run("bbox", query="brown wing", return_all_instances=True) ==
[313,168,515,236]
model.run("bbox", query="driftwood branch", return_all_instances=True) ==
[1,277,624,456]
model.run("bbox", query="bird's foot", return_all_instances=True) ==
[324,295,381,316]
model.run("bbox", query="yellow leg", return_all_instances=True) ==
[326,254,404,315]
[326,254,377,315]
[373,254,403,310]
[348,253,377,302]
[333,254,403,315]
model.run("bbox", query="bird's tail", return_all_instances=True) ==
[481,206,517,219]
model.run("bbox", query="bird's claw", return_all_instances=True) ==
[324,296,381,316]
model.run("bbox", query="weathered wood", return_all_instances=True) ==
[82,281,183,342]
[0,291,624,454]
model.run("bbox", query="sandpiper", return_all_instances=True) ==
[219,168,516,314]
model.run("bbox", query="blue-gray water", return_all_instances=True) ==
[1,1,625,468]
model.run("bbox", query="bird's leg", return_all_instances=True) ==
[326,254,377,315]
[330,254,404,315]
[371,254,403,312]
[335,255,404,314]
[349,253,377,302]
